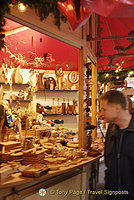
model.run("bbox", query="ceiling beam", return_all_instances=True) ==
[87,34,134,41]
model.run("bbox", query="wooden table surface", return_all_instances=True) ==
[0,155,102,189]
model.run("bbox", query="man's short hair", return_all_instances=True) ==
[99,90,128,110]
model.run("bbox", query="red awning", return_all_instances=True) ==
[97,17,134,71]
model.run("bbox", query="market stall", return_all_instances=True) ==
[0,2,105,200]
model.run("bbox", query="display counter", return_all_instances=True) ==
[0,155,102,200]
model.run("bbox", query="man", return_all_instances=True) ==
[99,90,134,200]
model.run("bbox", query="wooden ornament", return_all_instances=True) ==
[68,71,79,84]
[12,65,23,84]
[36,73,44,90]
[0,66,7,83]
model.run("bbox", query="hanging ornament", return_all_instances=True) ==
[58,0,92,30]
[68,71,79,84]
[55,66,64,77]
[83,62,96,150]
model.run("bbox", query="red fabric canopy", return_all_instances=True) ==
[81,0,134,18]
[57,0,134,71]
[58,0,134,30]
[97,17,134,71]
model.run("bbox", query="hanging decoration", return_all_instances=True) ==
[84,62,96,150]
[58,0,91,30]
[68,71,79,84]
[2,45,50,68]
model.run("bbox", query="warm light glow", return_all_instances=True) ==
[105,73,109,77]
[58,2,65,7]
[100,84,104,89]
[115,69,119,73]
[67,4,74,11]
[116,76,119,79]
[61,3,65,7]
[128,71,134,76]
[18,3,27,12]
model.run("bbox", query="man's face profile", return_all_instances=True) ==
[100,99,119,123]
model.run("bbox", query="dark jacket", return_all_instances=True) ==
[105,113,134,200]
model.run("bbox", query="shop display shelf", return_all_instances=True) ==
[0,83,29,87]
[6,99,32,102]
[42,114,78,116]
[36,89,78,92]
[12,83,29,87]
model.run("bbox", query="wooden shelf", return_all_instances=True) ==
[12,83,29,87]
[0,83,29,87]
[42,114,78,116]
[36,89,78,92]
[6,99,32,102]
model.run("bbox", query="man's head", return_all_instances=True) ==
[99,90,128,123]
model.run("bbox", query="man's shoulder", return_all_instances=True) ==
[127,112,134,130]
[131,112,134,119]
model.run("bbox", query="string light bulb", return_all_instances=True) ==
[128,71,134,77]
[115,69,119,73]
[67,4,74,10]
[105,73,109,77]
[18,3,27,12]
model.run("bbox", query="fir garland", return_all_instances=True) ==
[0,0,10,50]
[0,0,68,50]
[98,70,134,86]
